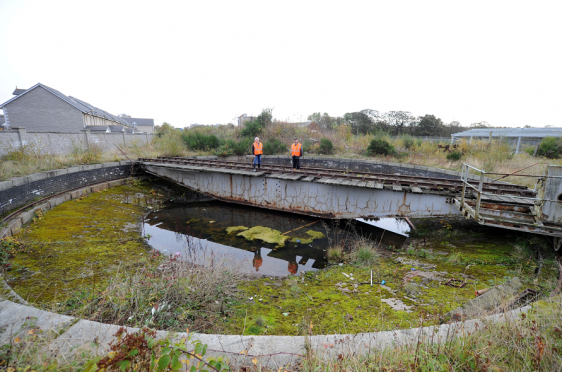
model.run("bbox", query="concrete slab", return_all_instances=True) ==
[0,300,75,346]
[82,164,103,171]
[0,181,12,191]
[70,188,88,199]
[19,209,36,224]
[49,194,71,209]
[101,162,121,168]
[7,217,23,235]
[10,177,27,187]
[24,172,47,183]
[119,160,131,166]
[42,168,68,178]
[91,183,109,192]
[66,166,82,174]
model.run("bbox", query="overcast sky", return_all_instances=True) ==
[1,0,561,128]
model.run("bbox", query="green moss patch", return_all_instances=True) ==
[5,185,159,305]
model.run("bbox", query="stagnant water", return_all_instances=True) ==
[143,201,409,276]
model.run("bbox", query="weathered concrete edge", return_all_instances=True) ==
[0,297,530,368]
[243,155,499,183]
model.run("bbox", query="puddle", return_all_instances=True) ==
[144,201,408,276]
[355,217,411,236]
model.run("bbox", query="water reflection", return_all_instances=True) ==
[143,201,407,276]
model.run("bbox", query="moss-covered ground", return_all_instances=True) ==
[4,182,558,336]
[227,217,558,336]
[4,183,162,305]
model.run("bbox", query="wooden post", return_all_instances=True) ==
[533,142,539,157]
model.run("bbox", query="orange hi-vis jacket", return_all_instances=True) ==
[291,142,302,156]
[253,142,263,155]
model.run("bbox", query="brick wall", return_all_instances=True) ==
[0,162,133,216]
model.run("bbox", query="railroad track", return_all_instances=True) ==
[137,156,535,197]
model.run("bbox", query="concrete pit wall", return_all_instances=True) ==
[0,161,134,219]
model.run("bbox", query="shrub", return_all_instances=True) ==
[402,134,414,150]
[154,130,185,156]
[240,120,263,138]
[446,150,463,161]
[354,245,379,267]
[71,142,103,163]
[181,131,220,151]
[213,144,234,157]
[319,138,334,155]
[326,247,342,262]
[537,136,561,159]
[226,138,252,155]
[366,137,395,156]
[263,138,286,155]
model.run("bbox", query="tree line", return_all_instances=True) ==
[308,110,470,137]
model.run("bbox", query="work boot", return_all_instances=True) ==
[258,164,261,169]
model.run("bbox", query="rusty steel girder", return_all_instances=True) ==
[142,164,461,219]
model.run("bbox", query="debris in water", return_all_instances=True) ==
[381,280,386,285]
[282,312,289,316]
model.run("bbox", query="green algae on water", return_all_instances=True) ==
[237,226,290,247]
[226,226,249,234]
[290,230,326,244]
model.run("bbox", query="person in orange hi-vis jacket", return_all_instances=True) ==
[252,249,263,272]
[288,260,298,275]
[252,137,263,171]
[290,137,303,170]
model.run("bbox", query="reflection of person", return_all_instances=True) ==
[252,137,263,171]
[252,249,263,272]
[288,260,298,275]
[290,137,303,170]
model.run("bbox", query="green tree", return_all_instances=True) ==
[414,114,444,136]
[344,112,374,134]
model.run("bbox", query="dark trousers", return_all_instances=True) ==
[292,156,301,169]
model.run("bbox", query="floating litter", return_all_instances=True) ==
[249,297,253,300]
[411,268,416,271]
[282,313,289,316]
[381,280,386,285]
[297,240,301,243]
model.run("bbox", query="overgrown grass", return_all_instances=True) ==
[57,251,245,334]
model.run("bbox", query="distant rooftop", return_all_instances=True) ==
[12,87,26,96]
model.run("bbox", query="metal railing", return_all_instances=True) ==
[459,163,562,221]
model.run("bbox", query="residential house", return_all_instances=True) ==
[121,117,155,133]
[0,83,138,133]
[237,114,256,127]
